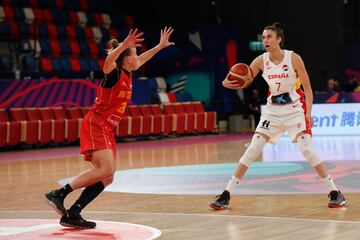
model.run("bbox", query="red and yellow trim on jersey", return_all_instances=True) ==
[295,77,312,135]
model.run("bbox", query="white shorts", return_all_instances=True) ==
[255,103,311,144]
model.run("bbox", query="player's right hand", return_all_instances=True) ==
[123,28,145,48]
[222,74,240,89]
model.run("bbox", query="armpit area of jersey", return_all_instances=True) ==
[101,68,120,88]
[271,92,293,104]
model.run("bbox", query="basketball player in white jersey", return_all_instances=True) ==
[209,22,346,210]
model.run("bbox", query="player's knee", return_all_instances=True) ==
[99,163,116,179]
[298,134,323,167]
[102,175,114,186]
[239,133,267,167]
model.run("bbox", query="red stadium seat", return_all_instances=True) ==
[68,11,79,25]
[33,8,44,23]
[70,58,81,71]
[42,9,53,23]
[38,107,65,143]
[47,24,58,39]
[88,41,99,57]
[115,116,129,138]
[69,40,80,56]
[83,26,94,40]
[183,102,205,133]
[51,107,79,143]
[193,101,216,132]
[66,25,76,39]
[49,40,61,57]
[139,105,162,135]
[80,0,89,11]
[66,107,83,119]
[9,108,38,145]
[0,109,21,146]
[127,105,152,136]
[3,6,15,21]
[25,108,52,144]
[79,107,89,117]
[55,0,64,9]
[124,108,141,137]
[94,13,104,26]
[172,103,195,133]
[163,103,186,134]
[149,104,173,134]
[39,58,53,72]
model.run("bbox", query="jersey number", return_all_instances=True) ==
[117,102,127,113]
[275,82,281,91]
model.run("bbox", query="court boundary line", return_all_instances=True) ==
[1,210,359,224]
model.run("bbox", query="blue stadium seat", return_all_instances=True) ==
[14,8,25,21]
[22,55,37,71]
[59,40,71,56]
[60,58,71,71]
[51,58,62,71]
[0,22,10,39]
[52,10,69,24]
[0,56,12,71]
[39,39,51,56]
[79,41,90,56]
[97,41,106,57]
[86,12,95,26]
[19,23,29,38]
[80,59,90,71]
[75,25,85,39]
[37,0,54,9]
[57,25,67,39]
[89,59,100,71]
[38,24,49,38]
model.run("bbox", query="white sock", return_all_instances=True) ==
[321,175,338,192]
[225,176,241,194]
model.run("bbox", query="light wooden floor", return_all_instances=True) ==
[1,135,360,239]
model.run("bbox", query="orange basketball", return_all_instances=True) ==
[228,63,254,88]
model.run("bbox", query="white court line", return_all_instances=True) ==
[1,210,359,224]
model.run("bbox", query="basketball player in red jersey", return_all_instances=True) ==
[209,23,346,210]
[45,27,175,228]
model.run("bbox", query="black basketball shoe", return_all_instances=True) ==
[60,213,96,229]
[44,190,67,215]
[328,190,347,208]
[209,190,231,210]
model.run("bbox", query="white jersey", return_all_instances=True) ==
[256,50,310,144]
[262,50,304,106]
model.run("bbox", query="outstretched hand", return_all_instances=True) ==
[122,28,144,48]
[158,27,175,49]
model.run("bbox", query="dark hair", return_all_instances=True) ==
[105,38,131,66]
[264,22,284,48]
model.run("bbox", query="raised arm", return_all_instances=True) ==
[103,29,144,74]
[222,55,263,89]
[135,27,175,70]
[292,52,314,128]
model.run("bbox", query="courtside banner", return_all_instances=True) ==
[261,103,360,136]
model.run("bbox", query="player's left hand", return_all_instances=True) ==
[306,113,314,128]
[158,27,175,49]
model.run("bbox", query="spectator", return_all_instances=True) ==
[325,78,341,93]
[342,75,358,92]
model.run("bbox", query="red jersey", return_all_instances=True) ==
[90,67,132,126]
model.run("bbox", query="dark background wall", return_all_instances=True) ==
[113,0,346,91]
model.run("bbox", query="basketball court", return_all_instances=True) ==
[1,134,360,239]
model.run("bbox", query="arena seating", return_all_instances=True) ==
[0,102,216,148]
[0,0,134,77]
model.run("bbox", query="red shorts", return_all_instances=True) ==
[80,111,116,161]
